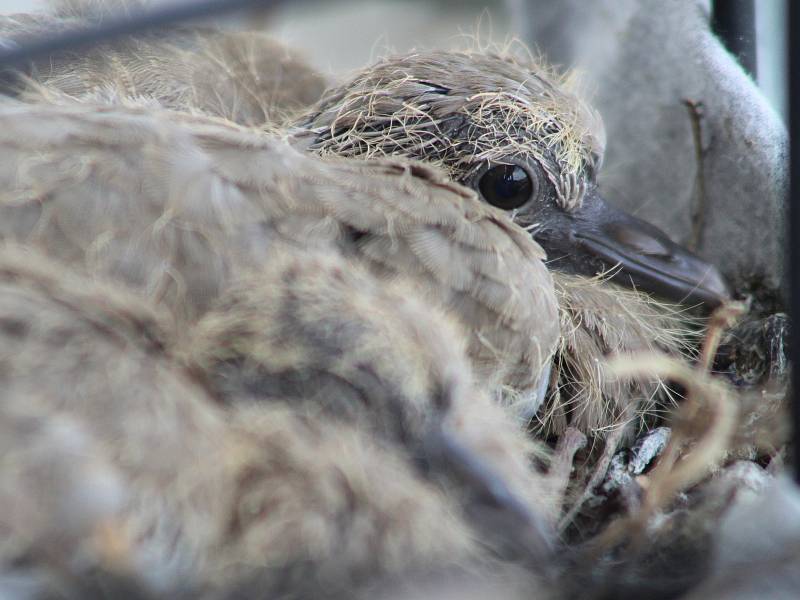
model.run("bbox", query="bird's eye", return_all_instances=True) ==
[477,164,534,210]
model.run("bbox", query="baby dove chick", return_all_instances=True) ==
[290,49,728,437]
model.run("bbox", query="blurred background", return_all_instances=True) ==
[0,0,787,120]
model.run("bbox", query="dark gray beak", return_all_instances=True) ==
[534,189,731,309]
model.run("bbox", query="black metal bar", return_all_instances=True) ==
[712,0,757,78]
[0,0,282,69]
[789,0,800,484]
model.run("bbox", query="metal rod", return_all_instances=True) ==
[0,0,282,69]
[712,0,757,78]
[788,0,800,484]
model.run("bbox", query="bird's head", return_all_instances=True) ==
[294,50,730,309]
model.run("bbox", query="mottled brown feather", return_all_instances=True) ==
[0,246,482,595]
[0,100,558,401]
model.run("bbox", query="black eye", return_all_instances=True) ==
[477,164,534,210]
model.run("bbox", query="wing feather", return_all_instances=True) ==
[0,100,558,392]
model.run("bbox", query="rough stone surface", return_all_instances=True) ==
[601,426,670,497]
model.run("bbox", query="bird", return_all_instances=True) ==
[0,1,723,439]
[291,49,728,311]
[286,48,730,438]
[10,2,728,435]
[0,244,558,597]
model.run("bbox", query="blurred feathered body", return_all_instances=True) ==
[0,397,126,579]
[0,246,554,596]
[0,4,328,128]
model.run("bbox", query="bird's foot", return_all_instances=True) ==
[545,427,587,519]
